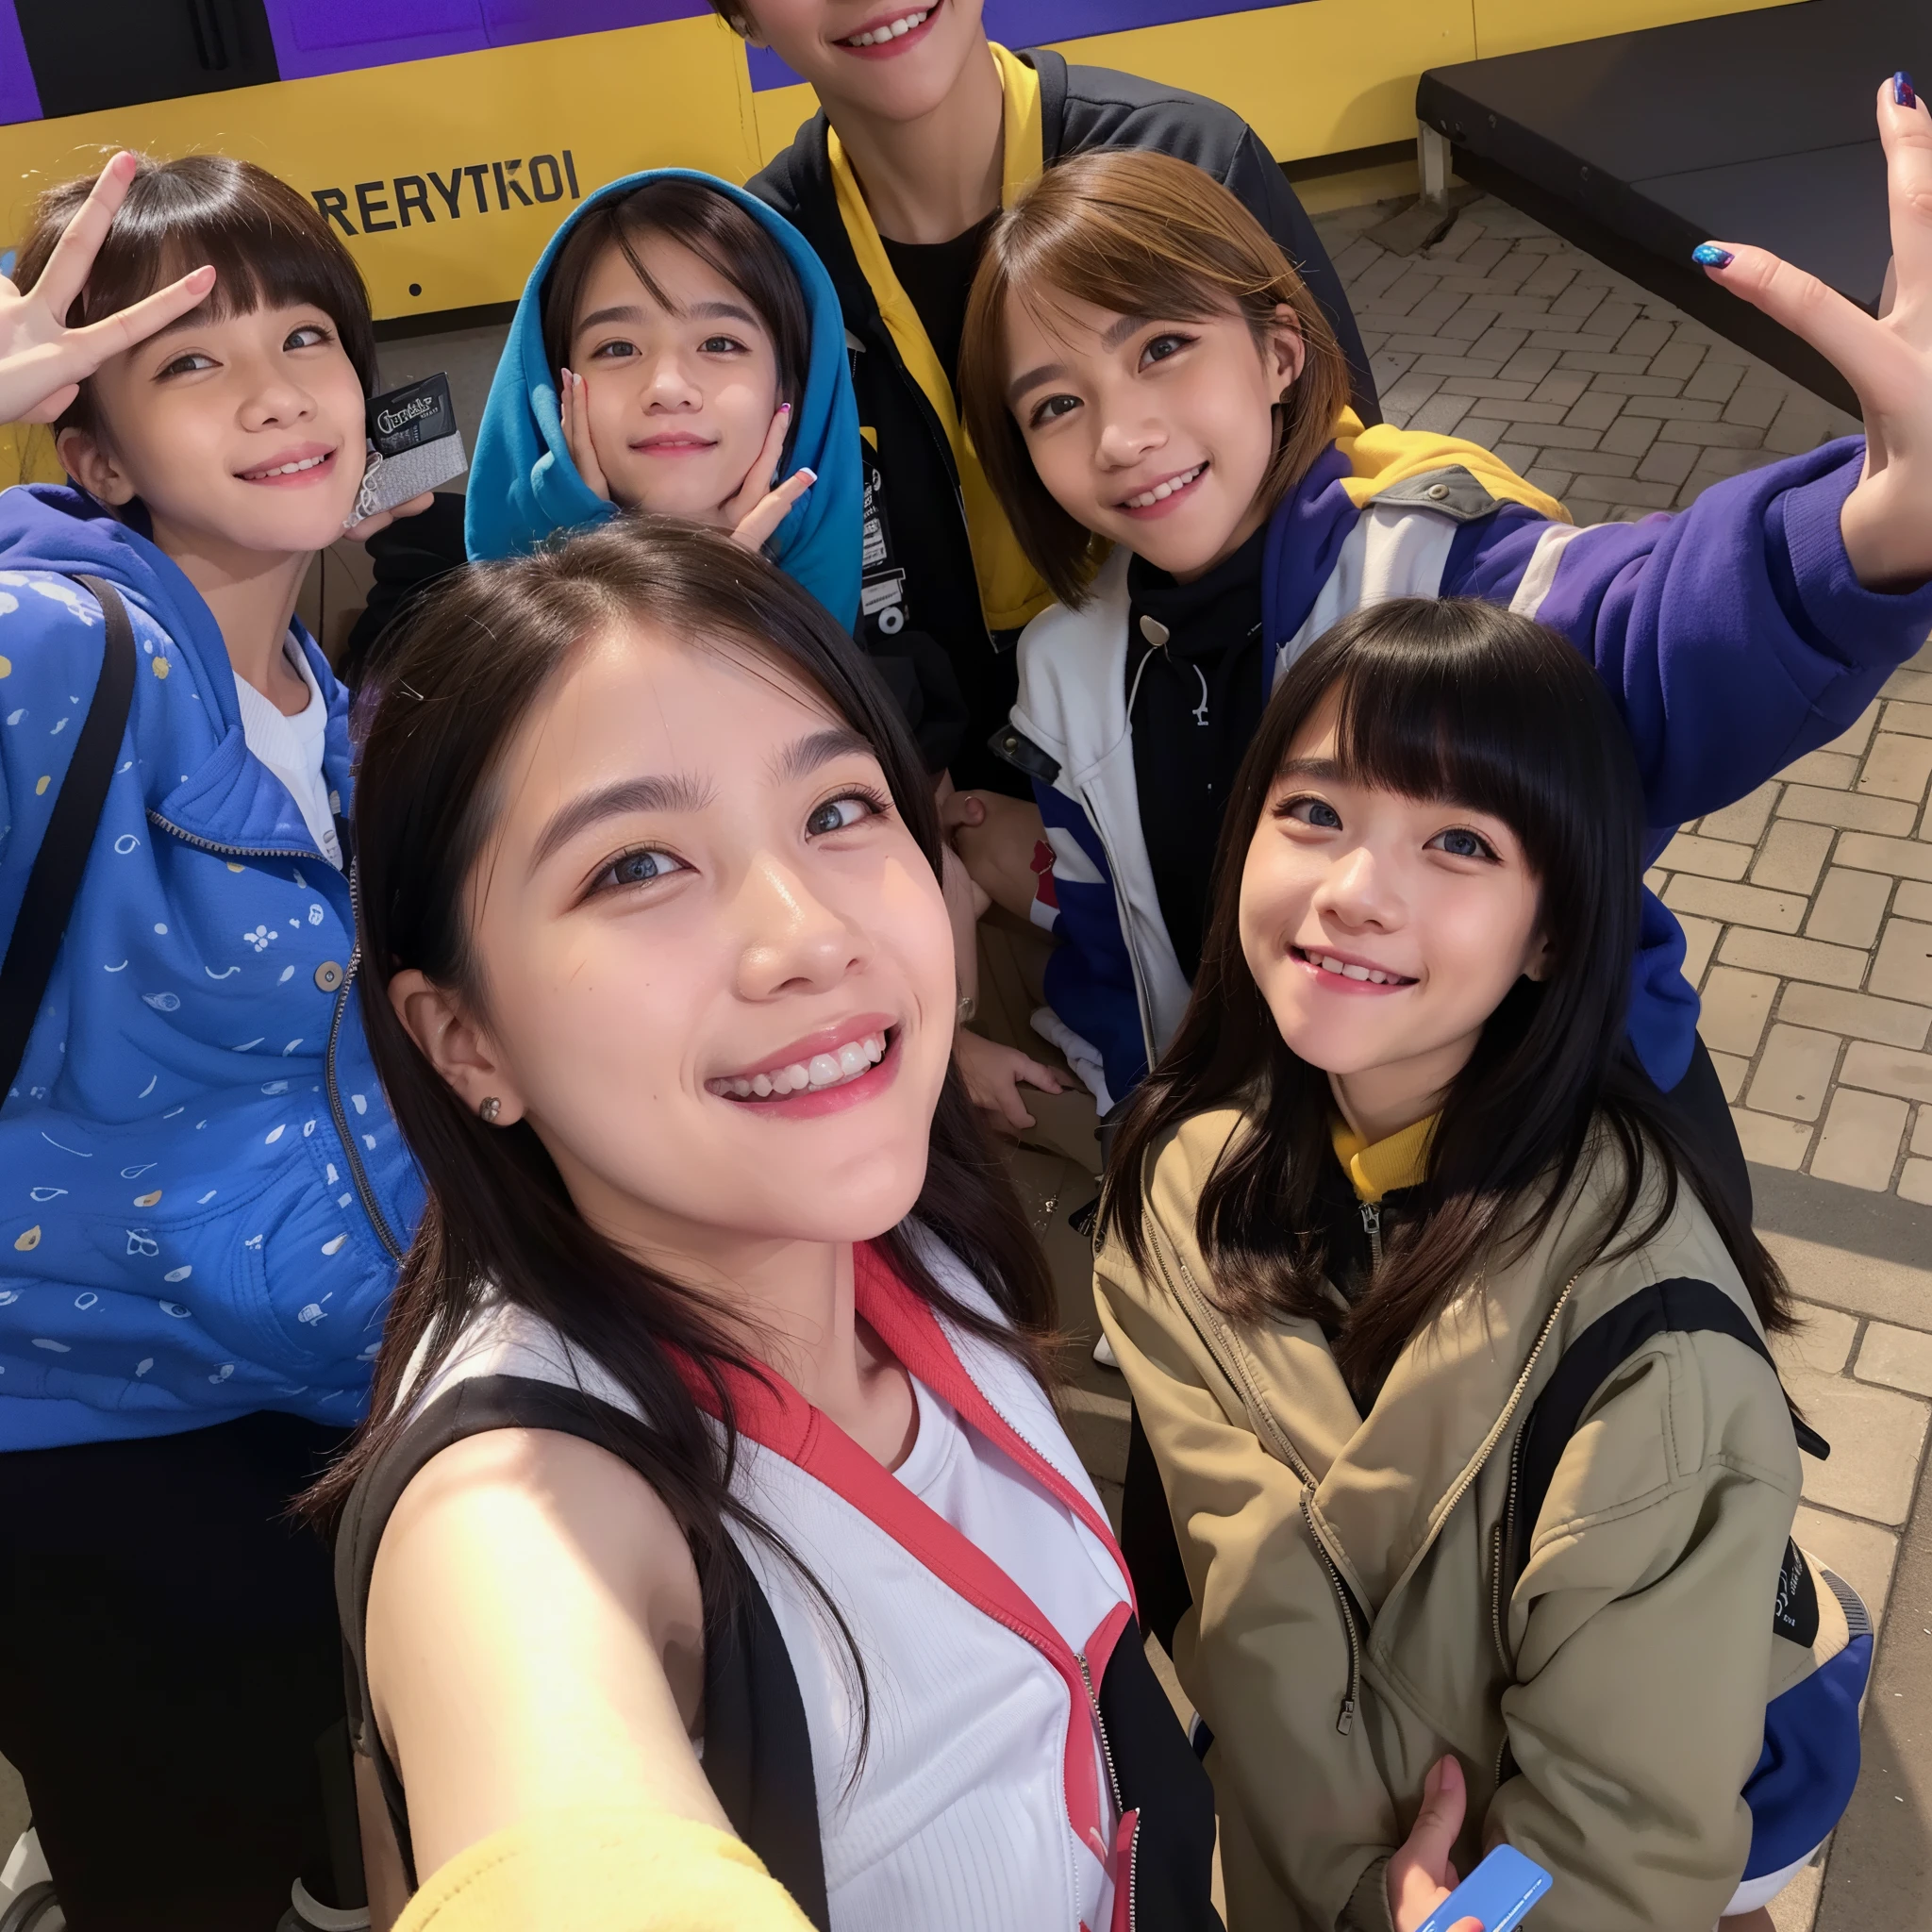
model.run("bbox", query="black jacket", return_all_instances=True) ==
[750,49,1379,792]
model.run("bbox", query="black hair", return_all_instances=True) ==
[539,178,809,426]
[13,154,378,439]
[1102,596,1790,1402]
[306,518,1053,1665]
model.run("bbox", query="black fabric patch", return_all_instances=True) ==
[1773,1537,1821,1647]
[989,723,1061,787]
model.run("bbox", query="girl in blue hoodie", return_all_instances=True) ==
[0,155,427,1929]
[465,169,862,632]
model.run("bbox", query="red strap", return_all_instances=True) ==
[853,1243,1134,1611]
[680,1253,1123,1858]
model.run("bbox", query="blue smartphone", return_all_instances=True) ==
[1414,1844,1553,1932]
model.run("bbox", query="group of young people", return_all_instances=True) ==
[1,4,1928,1928]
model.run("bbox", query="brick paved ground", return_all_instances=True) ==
[1307,192,1932,1932]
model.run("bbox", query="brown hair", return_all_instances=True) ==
[959,147,1351,608]
[540,179,809,415]
[13,154,377,441]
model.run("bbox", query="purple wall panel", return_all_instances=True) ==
[747,0,1299,91]
[483,0,708,43]
[0,2,40,127]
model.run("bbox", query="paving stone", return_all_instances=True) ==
[1902,881,1932,924]
[1658,830,1754,880]
[1834,832,1932,886]
[1776,785,1920,837]
[1677,912,1721,989]
[1529,370,1592,406]
[1634,440,1701,487]
[1683,359,1748,404]
[1781,1365,1929,1524]
[1857,1324,1932,1399]
[1495,346,1561,383]
[1436,375,1539,400]
[1664,874,1808,933]
[1701,964,1781,1054]
[1615,315,1674,360]
[1859,733,1932,804]
[1724,384,1787,430]
[1871,919,1932,1004]
[1599,476,1680,510]
[1720,925,1867,990]
[1597,414,1659,458]
[1378,373,1444,419]
[1880,699,1932,740]
[1899,1158,1932,1208]
[1776,1301,1860,1375]
[1914,1104,1932,1158]
[1657,417,1766,448]
[1777,982,1931,1051]
[1749,1024,1843,1121]
[1523,466,1573,500]
[1555,350,1655,374]
[1790,1504,1898,1624]
[1618,394,1725,422]
[1751,819,1835,894]
[1881,668,1932,705]
[1840,1041,1932,1107]
[1699,781,1781,845]
[1810,1088,1909,1191]
[1407,393,1476,435]
[1807,868,1895,950]
[1564,390,1624,431]
[1709,1049,1748,1100]
[1561,449,1641,478]
[1761,1229,1932,1333]
[1781,749,1860,789]
[1732,1105,1814,1169]
[1646,339,1706,380]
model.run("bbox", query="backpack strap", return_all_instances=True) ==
[1511,1274,1828,1578]
[335,1373,829,1927]
[0,574,136,1098]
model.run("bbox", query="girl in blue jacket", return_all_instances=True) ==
[464,169,862,632]
[954,85,1932,1213]
[0,155,426,1929]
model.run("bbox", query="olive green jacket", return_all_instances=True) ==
[1095,1108,1812,1932]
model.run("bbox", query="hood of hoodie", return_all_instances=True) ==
[464,169,862,628]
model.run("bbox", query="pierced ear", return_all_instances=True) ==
[388,968,527,1126]
[1267,303,1307,399]
[1522,935,1554,984]
[57,425,135,507]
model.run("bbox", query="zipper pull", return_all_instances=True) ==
[1359,1200,1382,1269]
[1337,1695,1356,1736]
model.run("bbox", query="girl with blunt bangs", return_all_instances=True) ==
[0,153,430,1928]
[953,116,1932,1231]
[1096,598,1870,1932]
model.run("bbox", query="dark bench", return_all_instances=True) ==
[1416,0,1927,412]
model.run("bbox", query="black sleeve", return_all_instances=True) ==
[1222,128,1380,425]
[862,624,970,776]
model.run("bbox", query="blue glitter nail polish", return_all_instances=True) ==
[1896,72,1917,108]
[1691,243,1734,269]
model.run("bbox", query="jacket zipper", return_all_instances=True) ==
[148,815,401,1262]
[1359,1200,1383,1270]
[1304,1489,1365,1734]
[1081,793,1162,1076]
[1078,1650,1133,1932]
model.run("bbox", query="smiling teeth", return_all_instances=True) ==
[845,8,927,43]
[1312,954,1401,985]
[1124,464,1205,510]
[253,455,328,477]
[712,1033,887,1099]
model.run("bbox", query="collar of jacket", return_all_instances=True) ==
[825,43,1055,635]
[1329,1111,1438,1203]
[1144,1104,1747,1615]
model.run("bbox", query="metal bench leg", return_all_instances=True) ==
[1419,121,1453,204]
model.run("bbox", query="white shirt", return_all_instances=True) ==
[233,638,341,867]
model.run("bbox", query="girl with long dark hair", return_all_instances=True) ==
[1096,598,1871,1932]
[308,519,1266,1931]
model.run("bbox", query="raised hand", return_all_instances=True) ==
[1696,75,1932,590]
[559,367,612,501]
[724,401,814,553]
[0,151,216,426]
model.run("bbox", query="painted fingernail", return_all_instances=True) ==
[780,402,792,415]
[1691,243,1734,268]
[1896,72,1917,109]
[798,467,816,483]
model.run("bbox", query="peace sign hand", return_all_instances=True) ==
[1697,75,1932,591]
[724,401,815,554]
[0,151,216,427]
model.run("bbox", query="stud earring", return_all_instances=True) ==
[477,1096,502,1124]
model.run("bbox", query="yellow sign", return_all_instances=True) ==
[0,13,762,321]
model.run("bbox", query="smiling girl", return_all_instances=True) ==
[958,96,1932,1201]
[311,518,1231,1932]
[465,171,863,639]
[0,155,426,1928]
[1096,598,1871,1932]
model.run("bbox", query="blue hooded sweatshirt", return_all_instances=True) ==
[464,168,862,628]
[0,487,423,1451]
